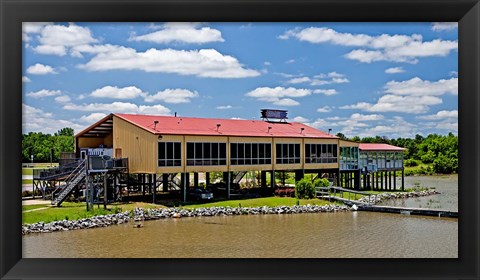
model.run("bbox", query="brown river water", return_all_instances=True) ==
[22,175,458,258]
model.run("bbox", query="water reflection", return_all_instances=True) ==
[22,175,458,258]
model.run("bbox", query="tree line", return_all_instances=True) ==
[22,127,457,174]
[22,128,74,163]
[336,132,458,174]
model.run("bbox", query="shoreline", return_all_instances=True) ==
[22,189,440,235]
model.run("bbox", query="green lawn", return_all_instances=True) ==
[22,201,162,225]
[183,197,337,209]
[22,168,34,175]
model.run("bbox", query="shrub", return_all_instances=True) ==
[404,159,418,167]
[313,178,330,188]
[295,178,315,199]
[433,154,458,174]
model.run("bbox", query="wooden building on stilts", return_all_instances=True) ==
[34,109,407,208]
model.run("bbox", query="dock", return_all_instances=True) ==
[317,187,458,218]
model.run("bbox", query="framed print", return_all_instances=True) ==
[1,0,479,279]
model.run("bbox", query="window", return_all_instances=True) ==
[340,146,359,170]
[158,142,182,167]
[305,144,338,164]
[276,143,300,164]
[186,142,227,166]
[231,143,271,165]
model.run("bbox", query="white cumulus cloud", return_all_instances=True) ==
[144,89,199,103]
[63,102,171,115]
[317,106,332,113]
[26,89,62,98]
[79,113,108,123]
[22,76,31,83]
[216,105,233,110]
[417,110,458,120]
[54,95,71,103]
[245,87,312,106]
[78,47,260,78]
[33,23,98,56]
[130,22,224,44]
[280,27,457,64]
[384,77,458,96]
[432,22,458,32]
[22,103,85,134]
[90,86,147,99]
[26,63,57,75]
[313,89,338,96]
[385,67,405,74]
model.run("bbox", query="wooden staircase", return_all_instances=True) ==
[51,159,86,206]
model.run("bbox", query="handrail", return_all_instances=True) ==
[51,159,86,197]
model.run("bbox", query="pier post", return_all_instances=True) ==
[295,169,304,183]
[194,172,199,188]
[385,172,388,190]
[270,170,275,188]
[152,174,157,203]
[393,170,397,191]
[389,171,392,191]
[103,173,107,209]
[401,168,405,191]
[355,170,361,190]
[162,173,169,192]
[223,172,229,184]
[261,171,267,188]
[206,172,210,186]
[183,172,188,202]
[227,172,231,199]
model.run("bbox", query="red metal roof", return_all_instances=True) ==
[113,113,337,139]
[359,143,406,151]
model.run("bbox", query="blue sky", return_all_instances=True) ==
[22,22,458,138]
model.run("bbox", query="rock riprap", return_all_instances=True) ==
[22,204,349,235]
[22,189,439,235]
[357,189,440,205]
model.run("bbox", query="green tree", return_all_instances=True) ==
[55,127,74,137]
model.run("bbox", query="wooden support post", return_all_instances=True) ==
[355,170,361,190]
[261,171,267,188]
[194,172,199,188]
[142,174,146,197]
[282,172,286,186]
[363,173,367,190]
[223,172,229,184]
[162,174,169,192]
[103,173,107,210]
[335,169,341,186]
[371,173,375,191]
[385,172,388,190]
[270,170,275,188]
[393,170,397,191]
[389,171,392,191]
[294,170,304,183]
[183,173,187,202]
[401,168,405,191]
[152,174,157,203]
[206,172,210,186]
[227,172,231,199]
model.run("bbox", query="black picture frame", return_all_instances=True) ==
[1,0,479,279]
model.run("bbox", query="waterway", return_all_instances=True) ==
[22,175,458,258]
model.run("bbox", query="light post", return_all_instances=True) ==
[30,154,33,167]
[50,148,53,167]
